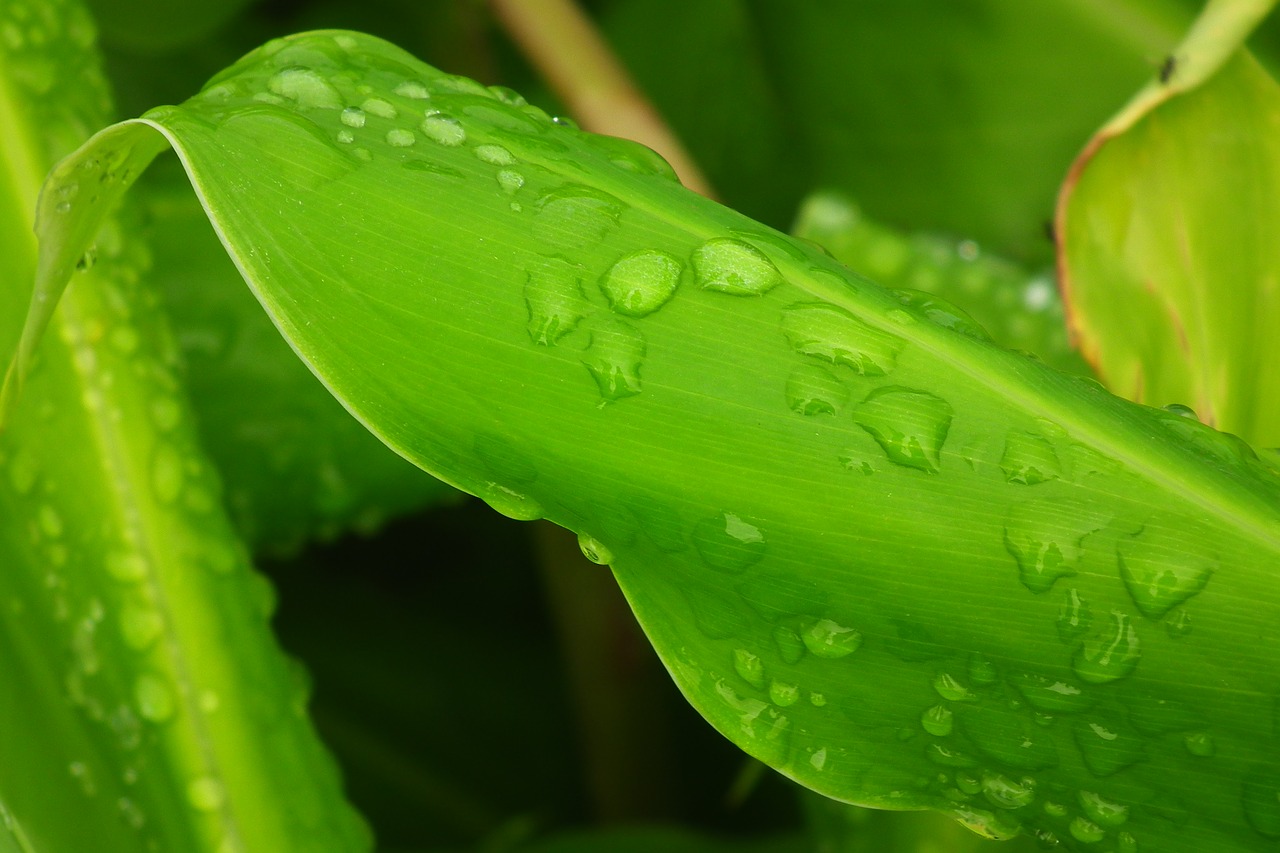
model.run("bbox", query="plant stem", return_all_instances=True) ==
[489,0,717,198]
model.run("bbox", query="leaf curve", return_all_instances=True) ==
[10,29,1280,852]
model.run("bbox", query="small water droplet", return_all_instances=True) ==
[1165,608,1192,637]
[769,680,799,706]
[598,249,682,317]
[1117,523,1215,620]
[1005,499,1110,594]
[581,319,645,401]
[523,258,587,346]
[474,143,515,166]
[809,692,827,707]
[1079,790,1129,826]
[552,114,579,129]
[692,512,765,573]
[982,772,1035,809]
[335,128,352,144]
[921,704,954,736]
[120,605,162,650]
[421,113,466,146]
[1010,672,1091,713]
[773,627,805,664]
[852,386,953,473]
[1000,431,1062,484]
[933,672,978,702]
[1073,715,1145,777]
[483,484,543,521]
[1184,732,1214,756]
[134,673,175,723]
[801,618,861,658]
[534,185,623,249]
[267,67,342,109]
[360,97,396,118]
[926,742,978,768]
[385,128,416,147]
[340,107,366,128]
[487,85,527,106]
[1073,612,1140,684]
[393,80,430,99]
[69,760,96,797]
[1069,817,1106,844]
[967,652,999,685]
[785,364,849,416]
[1056,588,1093,642]
[781,303,905,375]
[732,648,766,689]
[691,238,784,296]
[497,169,525,194]
[948,807,1022,841]
[577,532,612,565]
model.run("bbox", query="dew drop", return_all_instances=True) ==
[581,319,645,401]
[692,512,765,574]
[773,627,805,664]
[523,258,587,346]
[1073,716,1145,777]
[187,777,224,812]
[474,143,516,166]
[421,113,466,146]
[948,807,1022,841]
[1004,498,1109,594]
[691,238,783,296]
[785,364,849,416]
[852,386,953,473]
[781,303,905,375]
[385,128,415,147]
[800,618,861,658]
[1184,732,1214,756]
[967,652,999,686]
[809,692,827,707]
[1069,817,1106,844]
[483,485,544,521]
[926,742,978,768]
[360,97,396,118]
[339,107,366,128]
[933,672,978,702]
[105,551,147,583]
[1010,672,1091,713]
[1079,790,1129,827]
[769,680,799,706]
[982,772,1035,809]
[393,80,430,99]
[921,704,954,736]
[733,648,766,690]
[598,249,682,317]
[1057,588,1093,642]
[267,67,342,109]
[1165,608,1191,637]
[134,674,175,723]
[577,533,612,565]
[497,169,525,194]
[1000,431,1062,484]
[119,605,162,650]
[1073,612,1140,684]
[892,289,992,341]
[534,185,623,249]
[1117,523,1215,620]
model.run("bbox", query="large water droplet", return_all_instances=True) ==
[577,533,612,565]
[1073,612,1140,684]
[1117,523,1215,620]
[852,387,953,473]
[267,67,342,109]
[1057,588,1093,642]
[473,143,515,166]
[1079,790,1129,827]
[732,648,765,689]
[892,289,992,341]
[692,512,766,573]
[1069,817,1105,844]
[982,772,1035,809]
[523,258,587,346]
[1000,431,1062,484]
[581,319,645,401]
[773,627,805,664]
[421,113,466,146]
[801,618,861,658]
[1004,499,1109,594]
[340,107,366,128]
[1010,672,1092,713]
[921,704,954,736]
[598,250,682,317]
[691,238,784,296]
[534,185,623,249]
[784,364,848,416]
[780,303,904,375]
[361,97,396,119]
[1072,715,1145,776]
[769,681,799,707]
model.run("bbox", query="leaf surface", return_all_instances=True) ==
[11,30,1280,852]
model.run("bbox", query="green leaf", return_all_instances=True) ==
[11,29,1280,853]
[1058,1,1280,446]
[0,3,368,849]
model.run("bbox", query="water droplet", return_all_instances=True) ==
[713,680,792,765]
[385,128,415,147]
[948,807,1022,841]
[780,303,904,375]
[1069,817,1106,844]
[534,185,623,249]
[483,485,543,521]
[1117,523,1215,620]
[925,742,979,768]
[421,113,466,146]
[809,692,827,707]
[982,772,1035,809]
[187,776,224,812]
[933,672,978,702]
[581,319,645,401]
[1117,830,1139,853]
[497,169,524,194]
[487,85,527,106]
[769,681,799,706]
[773,627,805,664]
[1165,608,1191,637]
[692,512,765,573]
[690,238,783,296]
[120,605,162,650]
[1056,588,1093,642]
[340,107,365,128]
[37,504,62,538]
[523,258,587,346]
[1010,672,1092,713]
[267,67,342,109]
[151,442,184,504]
[69,761,96,797]
[394,81,430,99]
[1000,431,1062,484]
[1184,732,1214,756]
[921,704,954,736]
[733,648,765,689]
[1005,499,1109,594]
[474,143,515,166]
[1073,715,1145,776]
[1079,790,1129,826]
[785,364,849,416]
[597,250,682,317]
[967,652,999,685]
[361,97,396,118]
[577,533,612,565]
[1073,612,1140,684]
[105,551,147,583]
[134,673,175,723]
[852,387,953,473]
[801,618,861,658]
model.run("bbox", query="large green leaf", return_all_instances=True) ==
[0,2,368,849]
[10,29,1280,852]
[1058,2,1280,446]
